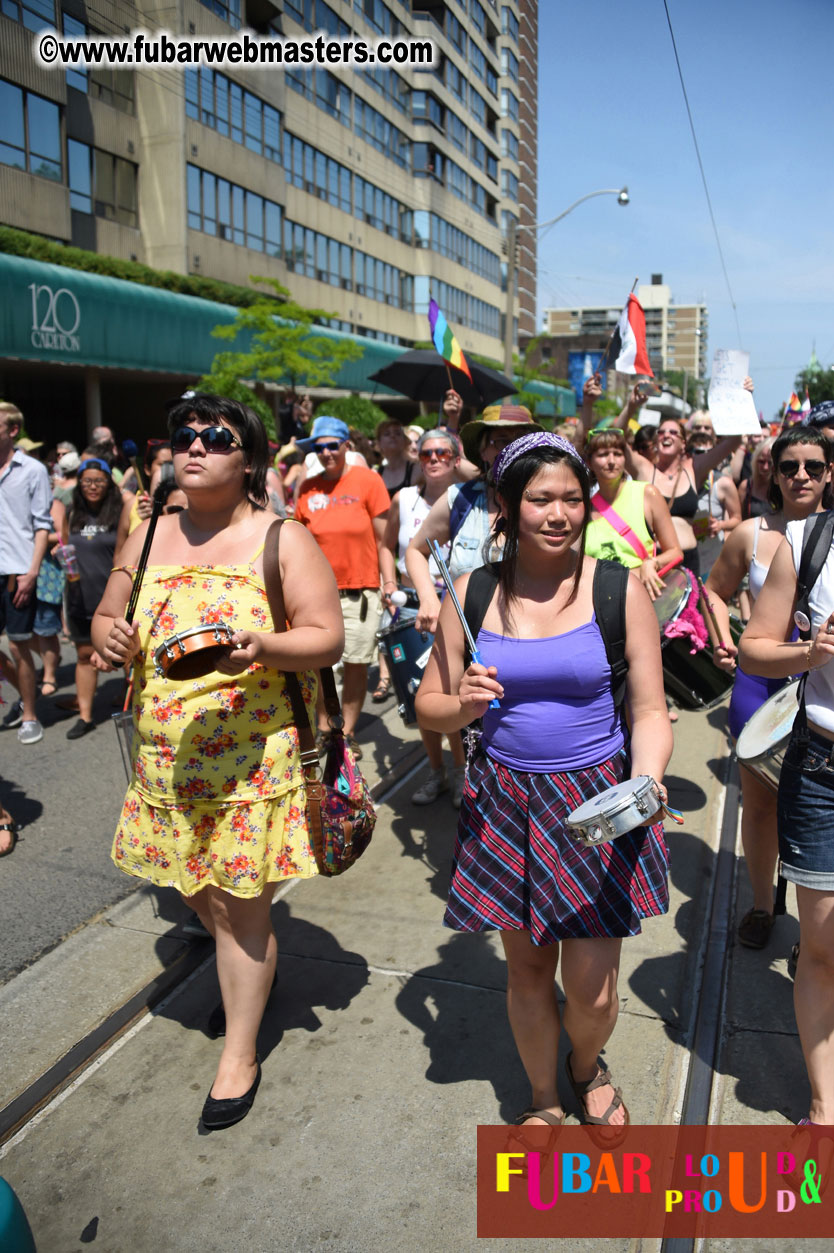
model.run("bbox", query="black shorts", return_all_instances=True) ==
[0,576,37,641]
[66,612,94,644]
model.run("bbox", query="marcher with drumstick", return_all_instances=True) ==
[582,426,682,599]
[405,405,542,634]
[379,428,467,806]
[740,477,834,1129]
[706,426,832,950]
[93,394,343,1130]
[416,432,672,1131]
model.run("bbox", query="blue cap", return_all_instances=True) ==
[296,416,351,452]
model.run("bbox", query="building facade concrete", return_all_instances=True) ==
[0,0,534,370]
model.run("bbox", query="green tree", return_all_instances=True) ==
[198,276,363,437]
[795,354,834,408]
[662,369,702,407]
[313,394,390,437]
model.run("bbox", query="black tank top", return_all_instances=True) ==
[651,466,698,521]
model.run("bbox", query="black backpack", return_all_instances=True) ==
[462,559,630,711]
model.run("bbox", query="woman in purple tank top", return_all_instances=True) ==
[417,433,672,1136]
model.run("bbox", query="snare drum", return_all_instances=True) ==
[153,623,236,680]
[377,618,433,724]
[736,679,799,792]
[653,570,736,711]
[567,776,662,847]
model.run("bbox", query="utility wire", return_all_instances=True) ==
[662,0,743,347]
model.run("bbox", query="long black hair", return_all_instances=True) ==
[69,473,123,532]
[491,446,592,615]
[768,425,833,510]
[166,393,269,507]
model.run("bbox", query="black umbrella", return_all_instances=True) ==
[369,350,517,409]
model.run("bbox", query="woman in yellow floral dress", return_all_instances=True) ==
[93,395,343,1129]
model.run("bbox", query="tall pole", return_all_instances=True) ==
[503,217,517,376]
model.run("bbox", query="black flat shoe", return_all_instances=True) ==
[66,718,95,740]
[207,970,277,1039]
[201,1059,261,1130]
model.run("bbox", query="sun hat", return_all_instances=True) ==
[459,404,542,463]
[58,451,81,473]
[15,437,43,452]
[295,416,351,452]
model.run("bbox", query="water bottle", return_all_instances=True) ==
[56,542,80,581]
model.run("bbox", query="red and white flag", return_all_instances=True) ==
[601,294,654,376]
[802,388,812,414]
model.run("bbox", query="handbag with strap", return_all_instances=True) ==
[262,519,376,876]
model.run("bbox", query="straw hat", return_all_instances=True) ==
[459,404,542,463]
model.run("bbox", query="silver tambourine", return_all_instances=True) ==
[566,776,662,847]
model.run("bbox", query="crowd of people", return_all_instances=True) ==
[3,380,834,1140]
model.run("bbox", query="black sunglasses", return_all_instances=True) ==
[171,425,242,454]
[315,441,343,452]
[777,458,827,480]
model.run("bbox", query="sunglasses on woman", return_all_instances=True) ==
[419,448,454,464]
[171,425,242,453]
[778,458,827,480]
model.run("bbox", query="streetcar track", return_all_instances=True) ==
[0,740,427,1146]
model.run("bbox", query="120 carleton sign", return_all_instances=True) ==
[29,283,81,353]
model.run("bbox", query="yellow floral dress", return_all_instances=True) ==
[111,548,318,897]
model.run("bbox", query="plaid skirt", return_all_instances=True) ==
[444,748,669,945]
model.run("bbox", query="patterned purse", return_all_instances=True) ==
[263,521,376,876]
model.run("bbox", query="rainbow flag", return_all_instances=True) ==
[428,298,472,382]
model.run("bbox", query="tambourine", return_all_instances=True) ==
[567,776,673,848]
[153,623,235,680]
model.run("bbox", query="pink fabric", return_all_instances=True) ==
[662,568,708,654]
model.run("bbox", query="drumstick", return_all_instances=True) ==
[696,575,728,651]
[427,540,500,709]
[125,496,163,626]
[122,439,146,494]
[656,554,683,578]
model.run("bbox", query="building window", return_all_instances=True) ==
[355,97,409,168]
[67,138,91,212]
[68,141,138,226]
[469,0,486,36]
[1,0,54,31]
[0,81,61,182]
[62,14,87,93]
[412,90,444,132]
[500,88,519,121]
[501,127,518,160]
[501,47,519,84]
[501,168,518,200]
[187,70,280,160]
[187,163,281,255]
[198,0,241,29]
[501,6,519,40]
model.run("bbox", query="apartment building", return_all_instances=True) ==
[0,0,536,436]
[543,274,709,379]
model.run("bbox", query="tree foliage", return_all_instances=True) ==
[662,369,702,407]
[198,276,363,438]
[313,393,390,436]
[795,357,834,409]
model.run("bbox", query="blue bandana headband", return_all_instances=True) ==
[493,431,587,486]
[78,457,112,477]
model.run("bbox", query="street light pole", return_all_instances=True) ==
[503,186,630,375]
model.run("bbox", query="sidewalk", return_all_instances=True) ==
[0,700,809,1251]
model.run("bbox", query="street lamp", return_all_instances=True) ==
[504,186,630,374]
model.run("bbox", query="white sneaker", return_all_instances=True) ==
[451,765,466,809]
[18,719,43,745]
[411,767,447,805]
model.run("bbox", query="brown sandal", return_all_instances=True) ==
[515,1108,565,1127]
[0,819,18,857]
[566,1052,629,1146]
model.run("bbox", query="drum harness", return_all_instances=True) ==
[791,511,834,758]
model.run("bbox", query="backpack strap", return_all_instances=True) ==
[791,511,834,750]
[462,562,501,669]
[449,479,480,542]
[592,559,630,711]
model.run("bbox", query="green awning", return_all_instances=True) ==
[0,252,575,414]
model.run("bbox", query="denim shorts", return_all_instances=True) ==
[33,599,62,637]
[0,576,36,641]
[778,728,834,888]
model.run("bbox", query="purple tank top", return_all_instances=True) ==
[476,618,626,771]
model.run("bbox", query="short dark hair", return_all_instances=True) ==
[166,393,269,507]
[768,424,833,510]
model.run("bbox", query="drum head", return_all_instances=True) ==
[653,569,690,628]
[737,680,800,762]
[165,642,233,680]
[568,776,654,825]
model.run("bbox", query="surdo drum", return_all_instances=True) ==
[736,680,800,793]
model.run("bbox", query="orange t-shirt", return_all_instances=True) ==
[295,464,390,589]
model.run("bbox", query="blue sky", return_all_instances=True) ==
[535,0,833,417]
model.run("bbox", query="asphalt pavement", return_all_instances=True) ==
[0,674,822,1252]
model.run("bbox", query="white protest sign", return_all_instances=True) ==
[708,349,760,435]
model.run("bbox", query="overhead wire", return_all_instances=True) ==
[661,0,743,348]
